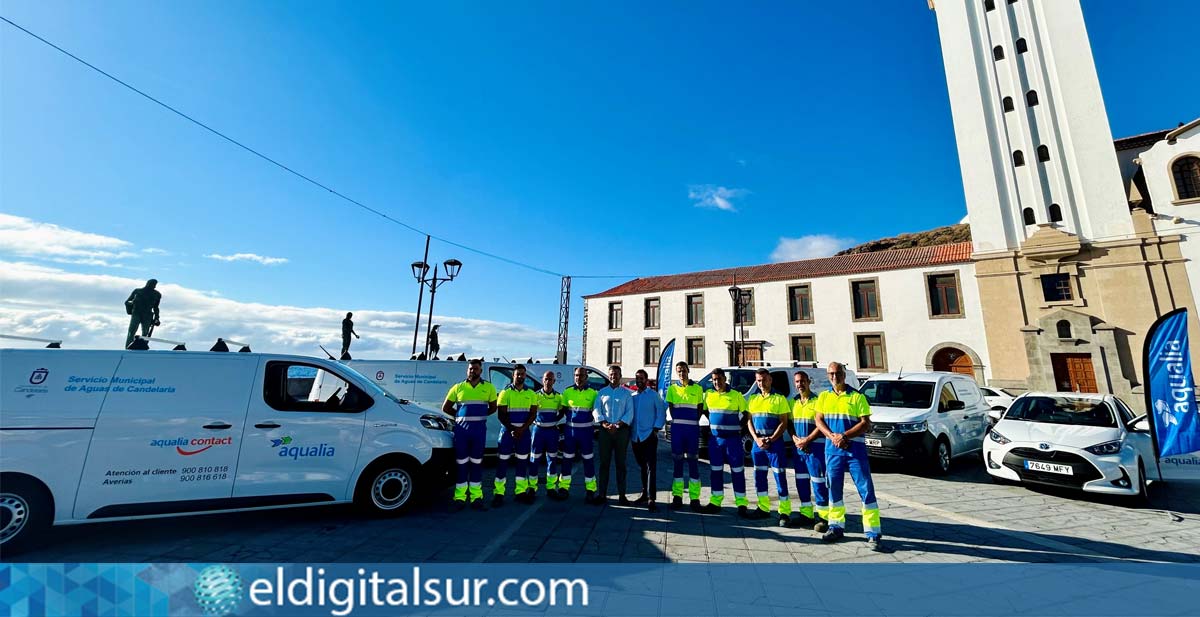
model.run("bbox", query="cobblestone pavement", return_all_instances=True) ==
[10,442,1200,563]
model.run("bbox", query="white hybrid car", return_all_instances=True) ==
[984,392,1160,501]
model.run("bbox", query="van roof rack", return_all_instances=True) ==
[210,338,251,353]
[128,336,187,351]
[0,334,63,348]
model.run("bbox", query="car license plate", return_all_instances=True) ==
[865,438,882,447]
[1025,460,1072,475]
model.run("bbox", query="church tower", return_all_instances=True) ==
[930,0,1197,408]
[932,0,1132,253]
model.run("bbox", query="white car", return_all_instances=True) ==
[1,348,455,553]
[979,386,1016,423]
[983,392,1159,501]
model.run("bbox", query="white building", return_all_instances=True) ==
[582,243,992,382]
[1128,119,1200,302]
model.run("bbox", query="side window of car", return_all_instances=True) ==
[771,371,791,397]
[587,369,609,390]
[954,378,982,407]
[264,361,372,413]
[1113,399,1134,424]
[980,387,996,397]
[938,382,959,410]
[490,367,513,391]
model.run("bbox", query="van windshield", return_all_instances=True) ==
[1004,396,1116,428]
[339,365,402,405]
[861,380,935,409]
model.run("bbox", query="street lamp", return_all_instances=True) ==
[728,279,753,367]
[411,254,462,360]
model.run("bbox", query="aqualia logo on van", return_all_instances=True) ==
[150,436,235,456]
[271,435,336,460]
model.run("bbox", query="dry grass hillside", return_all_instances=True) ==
[836,223,972,255]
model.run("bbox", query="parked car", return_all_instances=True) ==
[980,386,1016,424]
[859,372,990,474]
[1,348,454,553]
[983,392,1158,502]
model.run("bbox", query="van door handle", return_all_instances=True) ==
[203,422,233,430]
[254,422,281,429]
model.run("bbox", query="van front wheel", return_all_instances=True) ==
[0,475,52,554]
[356,459,418,516]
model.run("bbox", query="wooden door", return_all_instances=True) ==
[742,345,763,366]
[1050,353,1098,393]
[949,352,974,376]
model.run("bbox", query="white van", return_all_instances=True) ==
[343,359,610,442]
[0,349,454,553]
[858,371,990,474]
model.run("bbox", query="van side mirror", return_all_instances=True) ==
[941,400,965,412]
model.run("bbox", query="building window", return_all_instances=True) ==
[1040,273,1074,302]
[1173,155,1200,201]
[787,284,813,323]
[1056,320,1073,339]
[685,294,704,327]
[1016,38,1028,53]
[790,335,816,364]
[1002,97,1014,112]
[851,279,881,321]
[1013,150,1025,167]
[686,337,705,368]
[607,340,622,365]
[1037,145,1050,162]
[607,301,622,330]
[644,338,661,366]
[1049,203,1063,222]
[644,297,660,329]
[928,273,963,317]
[1007,0,1017,4]
[984,0,995,11]
[856,334,886,372]
[1026,90,1039,106]
[1023,207,1036,225]
[993,46,1004,61]
[736,288,755,325]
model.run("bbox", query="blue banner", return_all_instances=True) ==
[656,339,675,398]
[1144,308,1200,458]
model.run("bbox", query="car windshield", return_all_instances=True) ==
[861,380,935,409]
[1004,396,1116,428]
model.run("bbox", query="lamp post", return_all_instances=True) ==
[728,278,753,367]
[411,257,462,359]
[410,236,431,356]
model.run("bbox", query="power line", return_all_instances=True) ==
[1,15,636,281]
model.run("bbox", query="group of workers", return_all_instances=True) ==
[441,358,884,551]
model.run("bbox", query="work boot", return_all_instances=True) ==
[470,499,488,512]
[491,494,505,508]
[778,514,791,528]
[821,527,845,543]
[740,506,768,520]
[585,490,597,503]
[451,500,467,512]
[648,501,658,513]
[814,519,829,533]
[867,536,886,552]
[618,496,632,506]
[632,494,649,505]
[671,496,683,510]
[793,514,815,529]
[690,500,704,512]
[520,490,535,504]
[702,503,723,514]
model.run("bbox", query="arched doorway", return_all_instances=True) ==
[932,347,974,376]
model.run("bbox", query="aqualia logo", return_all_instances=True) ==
[1156,399,1180,427]
[271,435,336,460]
[194,564,243,616]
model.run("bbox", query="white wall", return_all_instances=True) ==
[1143,124,1200,302]
[584,262,991,381]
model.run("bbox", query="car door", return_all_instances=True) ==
[74,354,254,519]
[233,359,368,502]
[935,380,969,455]
[952,376,988,452]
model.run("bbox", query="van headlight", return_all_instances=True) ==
[896,421,927,433]
[988,429,1010,445]
[420,414,454,432]
[1084,440,1122,455]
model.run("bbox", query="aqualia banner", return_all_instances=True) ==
[656,339,675,398]
[1143,308,1200,479]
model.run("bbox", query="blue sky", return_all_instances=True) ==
[2,1,1197,358]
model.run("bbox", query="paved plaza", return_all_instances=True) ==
[10,443,1200,564]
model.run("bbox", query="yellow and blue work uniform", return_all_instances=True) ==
[495,385,538,497]
[817,388,881,539]
[558,386,598,494]
[705,387,748,508]
[444,379,498,503]
[530,388,564,494]
[790,391,827,522]
[748,392,792,515]
[666,381,705,502]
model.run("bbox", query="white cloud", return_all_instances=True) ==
[687,185,748,212]
[142,247,170,255]
[0,260,557,360]
[770,235,856,262]
[0,212,136,266]
[205,253,289,266]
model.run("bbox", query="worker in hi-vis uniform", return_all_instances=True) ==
[703,368,758,518]
[493,364,538,507]
[557,367,599,501]
[815,361,884,551]
[666,361,706,511]
[441,358,498,511]
[747,369,792,527]
[530,370,565,500]
[789,370,826,531]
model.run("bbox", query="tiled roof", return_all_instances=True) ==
[584,242,974,299]
[1113,129,1170,152]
